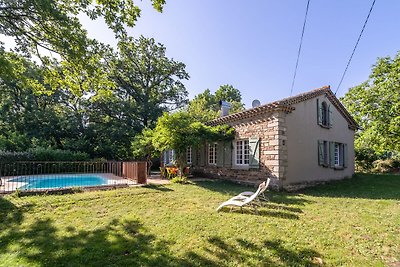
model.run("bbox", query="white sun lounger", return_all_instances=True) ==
[216,180,270,213]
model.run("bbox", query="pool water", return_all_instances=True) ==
[9,175,108,190]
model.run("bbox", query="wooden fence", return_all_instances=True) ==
[122,161,147,184]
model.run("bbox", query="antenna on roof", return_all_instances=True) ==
[252,99,261,108]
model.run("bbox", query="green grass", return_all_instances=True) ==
[0,173,399,266]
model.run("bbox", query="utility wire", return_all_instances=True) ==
[290,0,311,96]
[335,0,376,95]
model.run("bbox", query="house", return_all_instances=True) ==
[163,86,357,190]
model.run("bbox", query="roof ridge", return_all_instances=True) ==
[206,85,358,129]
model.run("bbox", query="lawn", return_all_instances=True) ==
[0,174,399,267]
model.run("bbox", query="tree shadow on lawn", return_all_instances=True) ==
[0,211,321,267]
[143,184,174,192]
[184,236,322,267]
[300,173,400,200]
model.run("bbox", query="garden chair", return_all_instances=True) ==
[216,181,269,214]
[238,178,270,204]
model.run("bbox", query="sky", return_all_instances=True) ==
[7,1,400,109]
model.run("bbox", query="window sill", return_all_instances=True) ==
[318,124,331,129]
[334,166,345,170]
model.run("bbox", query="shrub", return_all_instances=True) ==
[355,148,378,171]
[0,148,89,162]
[0,151,33,162]
[28,148,89,161]
[372,159,400,173]
[170,176,190,184]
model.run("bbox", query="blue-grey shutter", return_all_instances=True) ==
[318,140,324,166]
[216,142,224,167]
[329,142,335,168]
[249,137,260,169]
[223,141,232,168]
[343,144,348,168]
[328,104,333,128]
[317,99,322,125]
[199,144,205,166]
[192,146,197,166]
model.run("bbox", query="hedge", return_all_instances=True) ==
[0,148,89,162]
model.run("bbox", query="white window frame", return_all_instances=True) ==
[168,150,175,165]
[187,147,192,164]
[208,143,217,165]
[235,140,250,166]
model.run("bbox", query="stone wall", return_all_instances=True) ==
[193,111,289,190]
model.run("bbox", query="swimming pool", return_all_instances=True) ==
[8,174,109,190]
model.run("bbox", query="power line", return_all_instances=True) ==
[335,0,377,95]
[290,0,311,96]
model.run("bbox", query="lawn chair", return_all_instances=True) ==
[238,178,270,204]
[216,181,269,214]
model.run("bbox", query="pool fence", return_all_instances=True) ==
[0,161,147,194]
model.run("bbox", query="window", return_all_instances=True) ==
[208,143,217,165]
[318,141,348,169]
[321,102,328,126]
[236,140,250,165]
[334,143,345,168]
[169,150,174,163]
[187,147,192,164]
[317,99,332,128]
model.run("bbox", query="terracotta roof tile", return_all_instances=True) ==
[206,85,358,129]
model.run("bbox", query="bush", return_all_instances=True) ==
[372,159,400,173]
[0,151,33,162]
[29,148,89,161]
[355,148,378,171]
[0,148,89,162]
[170,176,190,184]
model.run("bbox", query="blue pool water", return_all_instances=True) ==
[9,175,108,190]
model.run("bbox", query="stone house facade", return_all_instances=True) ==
[163,86,357,190]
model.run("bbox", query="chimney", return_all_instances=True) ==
[219,100,231,117]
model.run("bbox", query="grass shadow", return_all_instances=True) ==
[142,184,174,192]
[300,173,400,200]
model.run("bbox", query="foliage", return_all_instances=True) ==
[187,84,245,122]
[152,111,235,175]
[354,147,379,171]
[372,159,400,173]
[109,36,189,128]
[1,175,399,266]
[0,0,166,94]
[0,148,89,162]
[170,176,190,184]
[342,51,400,156]
[0,38,189,160]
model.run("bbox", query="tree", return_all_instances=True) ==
[0,0,166,94]
[341,52,400,155]
[110,36,189,128]
[131,128,158,174]
[187,84,245,122]
[152,112,235,176]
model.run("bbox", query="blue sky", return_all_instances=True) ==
[17,1,400,108]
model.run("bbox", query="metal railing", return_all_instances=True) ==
[0,161,147,194]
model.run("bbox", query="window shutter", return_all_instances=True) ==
[329,142,335,168]
[343,143,348,168]
[249,137,260,169]
[199,144,205,166]
[216,142,224,167]
[318,140,324,166]
[317,99,322,125]
[192,146,198,166]
[328,104,333,128]
[223,141,232,168]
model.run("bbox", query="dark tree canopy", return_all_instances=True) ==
[187,84,245,122]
